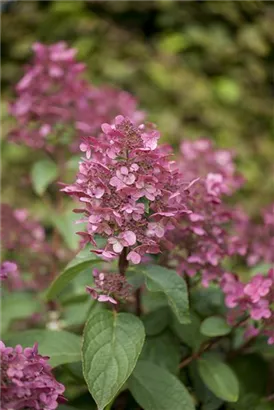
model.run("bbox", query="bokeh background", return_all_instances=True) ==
[2,0,274,214]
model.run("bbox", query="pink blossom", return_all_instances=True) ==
[8,42,144,152]
[0,341,65,410]
[63,116,190,263]
[244,275,272,303]
[206,173,226,196]
[127,251,142,264]
[221,268,274,345]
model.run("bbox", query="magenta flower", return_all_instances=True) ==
[244,274,272,303]
[63,115,190,263]
[0,261,18,281]
[0,341,65,410]
[8,42,144,153]
[221,268,274,345]
[232,203,274,268]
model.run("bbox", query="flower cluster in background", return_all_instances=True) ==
[0,204,62,290]
[0,341,65,410]
[221,268,274,344]
[232,203,274,267]
[8,42,143,153]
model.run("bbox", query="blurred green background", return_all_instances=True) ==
[1,0,274,213]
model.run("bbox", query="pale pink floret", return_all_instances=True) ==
[244,275,272,303]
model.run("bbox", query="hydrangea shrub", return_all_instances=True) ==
[1,42,274,410]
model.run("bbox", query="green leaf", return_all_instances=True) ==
[171,311,207,351]
[1,292,41,334]
[51,209,85,251]
[128,360,195,410]
[251,335,274,358]
[82,311,145,410]
[31,159,58,195]
[46,245,101,300]
[189,363,223,410]
[141,265,190,324]
[5,329,81,367]
[140,331,180,374]
[63,298,94,328]
[230,354,268,402]
[200,316,231,337]
[191,287,225,318]
[142,306,170,336]
[198,353,239,402]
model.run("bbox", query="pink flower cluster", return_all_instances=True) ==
[232,203,274,267]
[0,341,65,410]
[62,115,190,264]
[86,268,132,304]
[1,204,46,252]
[1,204,57,290]
[221,268,274,344]
[9,42,143,152]
[0,261,23,290]
[0,261,17,280]
[165,140,245,286]
[180,139,244,194]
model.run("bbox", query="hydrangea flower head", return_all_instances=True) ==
[63,116,190,263]
[165,138,245,285]
[221,268,274,345]
[8,42,143,152]
[0,341,65,409]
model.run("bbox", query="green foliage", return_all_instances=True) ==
[198,353,240,402]
[50,209,85,251]
[141,265,190,324]
[171,311,207,351]
[142,306,170,336]
[200,316,232,337]
[82,310,145,410]
[5,329,81,367]
[31,159,58,196]
[1,3,274,408]
[1,292,42,334]
[46,245,101,300]
[140,330,180,374]
[128,360,195,410]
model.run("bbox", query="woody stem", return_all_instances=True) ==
[118,247,129,276]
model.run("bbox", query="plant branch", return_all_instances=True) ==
[118,247,129,276]
[179,316,249,369]
[135,288,142,316]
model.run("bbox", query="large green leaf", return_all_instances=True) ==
[140,331,180,374]
[141,265,190,324]
[46,245,101,300]
[82,311,145,410]
[5,329,81,367]
[200,316,231,337]
[171,311,207,351]
[128,360,195,410]
[1,292,41,334]
[142,306,170,336]
[198,353,239,402]
[31,158,58,195]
